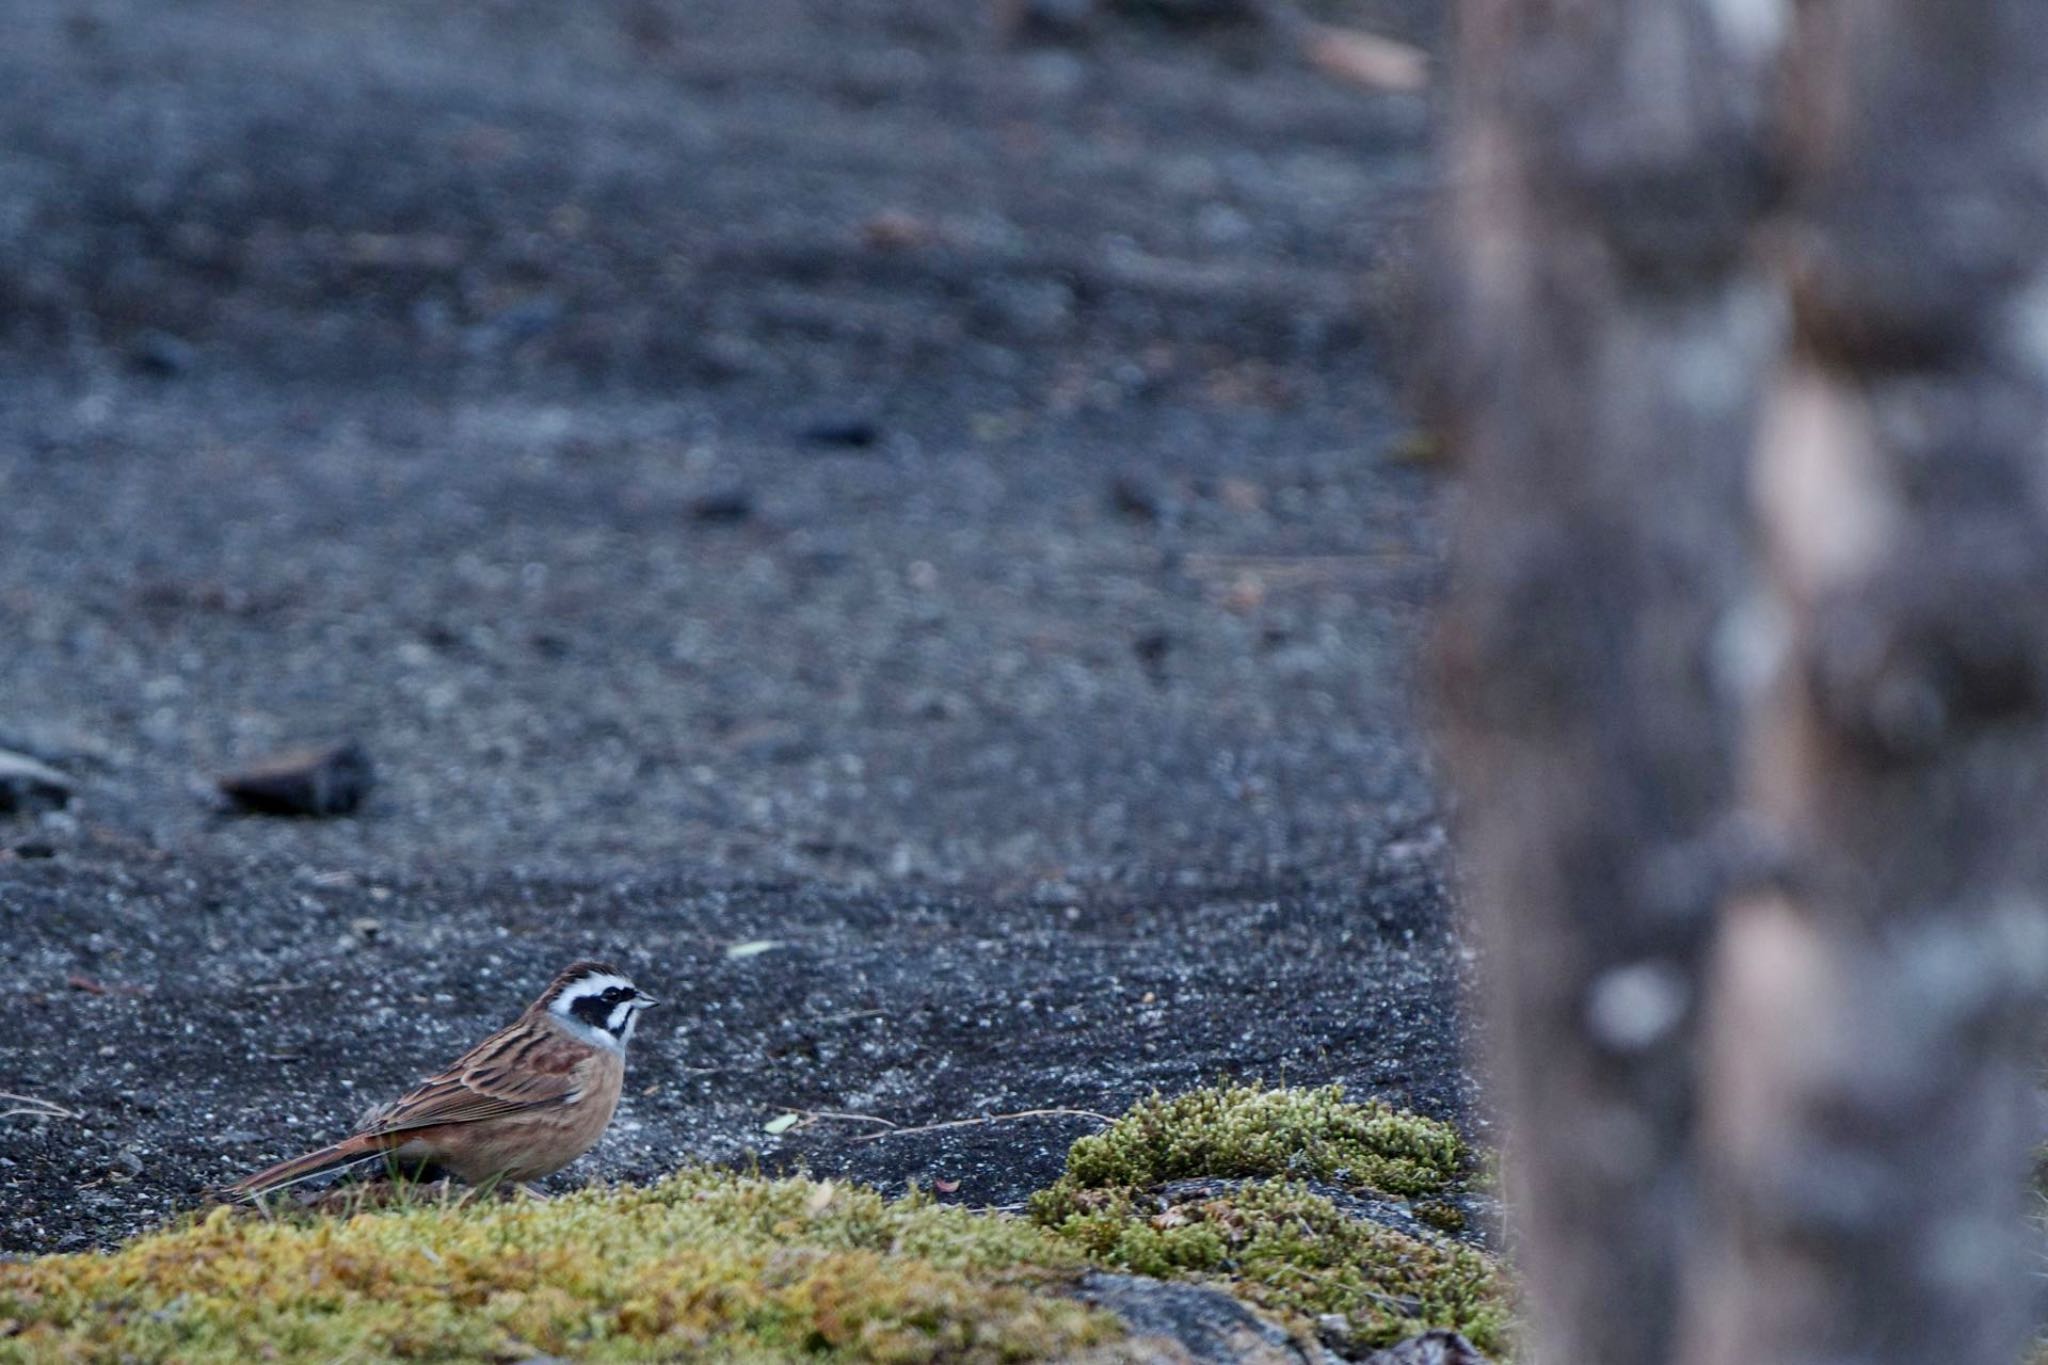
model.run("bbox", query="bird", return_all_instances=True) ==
[231,961,657,1197]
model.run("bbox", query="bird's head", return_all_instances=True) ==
[541,960,658,1050]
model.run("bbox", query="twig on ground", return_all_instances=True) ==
[766,1108,902,1134]
[849,1108,1116,1143]
[1,1090,79,1121]
[811,1009,890,1026]
[1181,552,1421,580]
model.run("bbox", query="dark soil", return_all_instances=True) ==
[0,0,1463,1255]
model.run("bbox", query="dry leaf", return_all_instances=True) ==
[1303,26,1429,93]
[862,209,931,250]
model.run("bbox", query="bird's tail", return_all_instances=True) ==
[230,1133,396,1198]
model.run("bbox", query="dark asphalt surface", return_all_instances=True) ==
[0,0,1465,1255]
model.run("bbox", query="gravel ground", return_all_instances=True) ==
[0,0,1464,1255]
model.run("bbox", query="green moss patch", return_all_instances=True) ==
[1042,1179,1508,1354]
[1042,1083,1468,1202]
[0,1171,1119,1363]
[0,1085,1513,1362]
[1030,1084,1511,1355]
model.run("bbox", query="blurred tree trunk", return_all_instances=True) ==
[1436,2,2048,1363]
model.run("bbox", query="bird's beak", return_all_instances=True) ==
[635,992,658,1009]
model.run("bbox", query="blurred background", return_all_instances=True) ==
[0,0,1438,880]
[1,0,1459,1257]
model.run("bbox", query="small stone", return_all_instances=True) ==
[1362,1329,1492,1365]
[217,740,372,817]
[125,330,196,378]
[1077,1273,1304,1364]
[1106,0,1258,25]
[0,749,72,818]
[997,0,1098,42]
[1317,1313,1359,1352]
[1133,630,1171,677]
[861,210,931,251]
[687,488,754,524]
[1109,473,1164,522]
[799,416,881,449]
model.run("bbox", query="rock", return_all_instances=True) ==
[0,724,111,769]
[1133,630,1172,679]
[996,0,1100,43]
[1110,473,1166,522]
[1008,0,1260,35]
[1107,0,1261,27]
[1360,1330,1491,1365]
[799,416,881,449]
[0,749,73,817]
[687,488,755,524]
[1075,1272,1322,1364]
[125,330,197,378]
[217,741,372,816]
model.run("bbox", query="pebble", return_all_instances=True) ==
[125,330,197,378]
[799,416,881,449]
[217,740,372,816]
[0,749,73,817]
[1360,1329,1492,1364]
[687,488,754,524]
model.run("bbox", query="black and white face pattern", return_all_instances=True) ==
[549,968,657,1050]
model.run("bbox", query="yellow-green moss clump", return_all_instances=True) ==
[0,1084,1511,1362]
[1030,1084,1511,1355]
[0,1171,1119,1363]
[1041,1179,1507,1355]
[1040,1083,1467,1203]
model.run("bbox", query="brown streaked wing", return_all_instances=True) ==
[355,1021,586,1136]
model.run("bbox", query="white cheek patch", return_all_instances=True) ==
[555,1012,625,1053]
